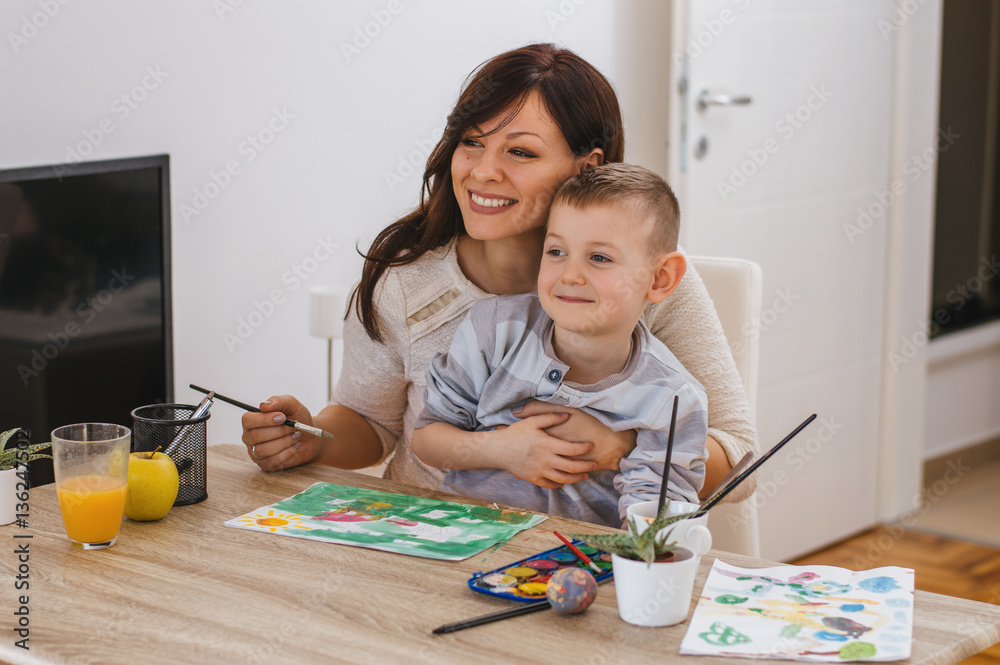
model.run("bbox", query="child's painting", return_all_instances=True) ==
[224,482,546,561]
[680,560,914,662]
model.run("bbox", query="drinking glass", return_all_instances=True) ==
[52,424,130,550]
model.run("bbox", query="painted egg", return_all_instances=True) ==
[546,568,598,614]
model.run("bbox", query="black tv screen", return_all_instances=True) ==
[0,155,173,484]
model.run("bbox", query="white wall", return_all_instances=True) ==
[1,0,621,447]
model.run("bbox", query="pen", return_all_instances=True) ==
[189,384,335,439]
[553,531,603,576]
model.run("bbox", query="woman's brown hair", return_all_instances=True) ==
[352,43,625,341]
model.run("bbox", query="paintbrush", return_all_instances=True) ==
[189,384,334,439]
[696,413,818,516]
[553,531,603,576]
[656,395,680,514]
[699,450,755,509]
[163,391,214,456]
[432,601,550,634]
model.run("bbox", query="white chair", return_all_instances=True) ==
[689,256,763,558]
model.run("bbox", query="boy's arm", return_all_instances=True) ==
[412,417,585,487]
[413,301,597,488]
[615,383,709,520]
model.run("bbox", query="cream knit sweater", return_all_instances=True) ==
[333,238,759,503]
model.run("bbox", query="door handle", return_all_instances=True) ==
[697,90,752,112]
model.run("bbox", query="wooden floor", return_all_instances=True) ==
[793,526,1000,664]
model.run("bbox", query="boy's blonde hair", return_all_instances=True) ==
[553,163,681,255]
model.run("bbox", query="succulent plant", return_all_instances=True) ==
[0,428,52,471]
[570,499,700,566]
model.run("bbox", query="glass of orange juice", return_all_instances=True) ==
[52,423,130,550]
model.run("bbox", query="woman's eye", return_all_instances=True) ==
[461,138,482,147]
[510,149,537,158]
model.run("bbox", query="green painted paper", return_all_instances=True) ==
[224,482,546,560]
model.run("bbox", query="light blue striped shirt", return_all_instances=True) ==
[415,293,708,527]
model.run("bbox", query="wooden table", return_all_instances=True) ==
[1,444,997,665]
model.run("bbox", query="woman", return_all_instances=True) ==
[242,44,758,502]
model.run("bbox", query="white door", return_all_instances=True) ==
[669,0,894,560]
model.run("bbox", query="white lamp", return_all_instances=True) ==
[308,286,347,404]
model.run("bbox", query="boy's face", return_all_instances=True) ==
[538,201,661,341]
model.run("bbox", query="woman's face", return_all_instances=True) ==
[451,90,603,243]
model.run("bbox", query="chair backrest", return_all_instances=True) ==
[689,256,763,557]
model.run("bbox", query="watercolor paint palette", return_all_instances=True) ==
[468,541,614,602]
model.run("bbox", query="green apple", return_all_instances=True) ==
[124,451,179,521]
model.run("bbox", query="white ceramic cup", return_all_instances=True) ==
[612,546,700,627]
[624,499,712,557]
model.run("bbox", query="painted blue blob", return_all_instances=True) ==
[839,603,865,612]
[886,598,911,608]
[858,576,901,593]
[880,644,908,653]
[881,632,911,643]
[886,624,906,630]
[894,610,908,623]
[813,631,849,642]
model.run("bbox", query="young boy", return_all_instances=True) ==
[412,163,708,528]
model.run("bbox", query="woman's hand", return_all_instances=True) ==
[241,395,322,471]
[510,401,637,472]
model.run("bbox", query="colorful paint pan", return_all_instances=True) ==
[468,540,614,603]
[506,566,538,580]
[548,551,577,563]
[479,573,517,588]
[516,582,548,597]
[525,559,559,571]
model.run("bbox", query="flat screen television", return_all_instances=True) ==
[0,155,173,486]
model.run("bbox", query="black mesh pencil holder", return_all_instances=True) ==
[131,404,209,506]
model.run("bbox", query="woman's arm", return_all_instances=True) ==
[644,256,759,502]
[241,272,410,472]
[243,399,384,471]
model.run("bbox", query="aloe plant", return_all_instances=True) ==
[0,428,52,471]
[570,499,700,566]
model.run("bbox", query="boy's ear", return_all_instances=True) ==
[647,252,687,303]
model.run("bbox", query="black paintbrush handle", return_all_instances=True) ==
[656,395,680,514]
[432,601,550,634]
[190,384,308,430]
[698,413,818,515]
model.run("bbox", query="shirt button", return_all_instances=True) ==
[547,369,562,382]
